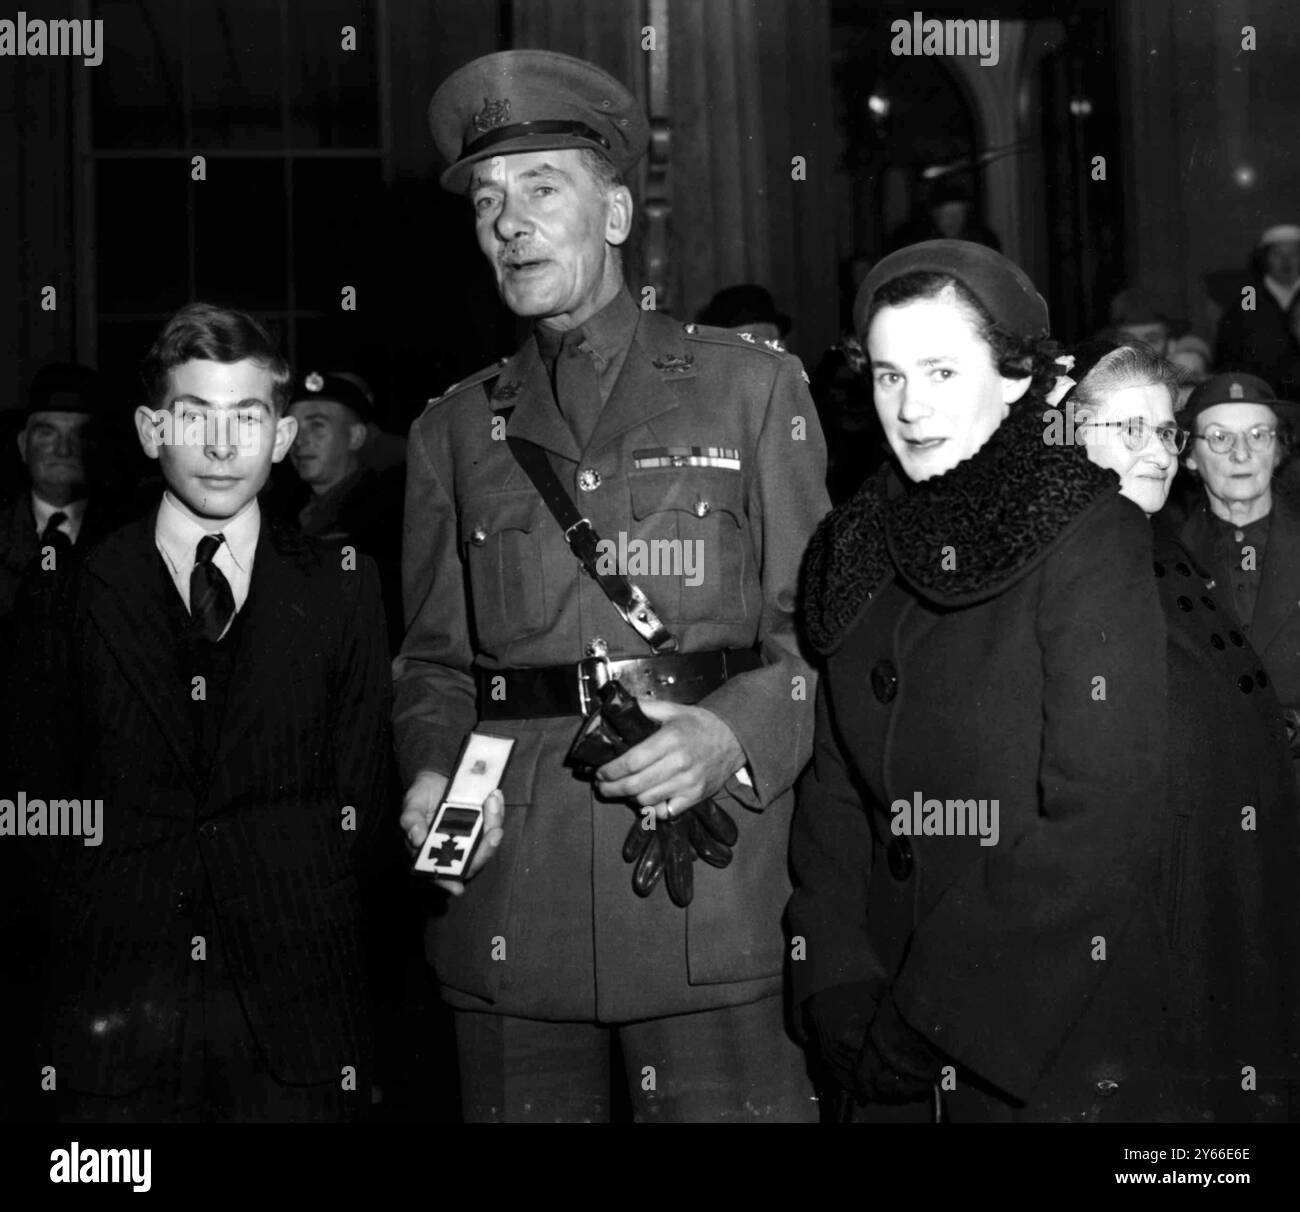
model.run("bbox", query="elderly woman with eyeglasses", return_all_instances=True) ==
[1065,345,1300,1121]
[1172,375,1300,725]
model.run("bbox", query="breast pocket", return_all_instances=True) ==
[460,491,549,651]
[628,469,748,624]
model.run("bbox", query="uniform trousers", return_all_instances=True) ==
[454,994,818,1122]
[56,883,360,1124]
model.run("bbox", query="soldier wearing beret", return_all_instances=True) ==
[395,50,828,1122]
[287,370,405,653]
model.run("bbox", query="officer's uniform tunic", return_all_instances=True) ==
[394,291,829,1027]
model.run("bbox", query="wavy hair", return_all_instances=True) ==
[861,272,1061,407]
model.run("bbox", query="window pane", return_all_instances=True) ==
[96,317,172,401]
[194,159,287,309]
[294,316,382,388]
[188,0,285,150]
[292,158,383,310]
[91,0,187,148]
[96,159,190,314]
[287,0,380,148]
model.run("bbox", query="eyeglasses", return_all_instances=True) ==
[1077,418,1189,454]
[1193,426,1277,454]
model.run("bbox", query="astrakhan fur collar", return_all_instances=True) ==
[801,399,1120,654]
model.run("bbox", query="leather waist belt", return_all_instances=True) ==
[476,648,763,720]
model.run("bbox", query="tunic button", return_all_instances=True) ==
[471,525,488,546]
[1257,669,1270,688]
[887,836,914,881]
[1200,596,1216,611]
[1229,631,1245,647]
[1210,634,1225,650]
[1175,562,1192,577]
[1238,674,1254,694]
[870,660,898,703]
[1152,562,1166,578]
[694,499,711,517]
[578,468,602,492]
[1175,596,1193,612]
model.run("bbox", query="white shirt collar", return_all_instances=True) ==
[30,493,87,543]
[156,492,259,573]
[155,492,261,622]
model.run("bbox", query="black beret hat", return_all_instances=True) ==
[27,362,105,418]
[429,49,651,195]
[288,371,372,423]
[854,239,1049,342]
[1177,372,1299,427]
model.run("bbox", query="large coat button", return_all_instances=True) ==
[871,660,898,703]
[470,525,488,546]
[887,836,914,880]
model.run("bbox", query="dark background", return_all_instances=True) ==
[4,0,1299,430]
[1,0,1298,1121]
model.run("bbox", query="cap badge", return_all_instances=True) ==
[304,371,324,392]
[473,96,512,134]
[1230,381,1244,400]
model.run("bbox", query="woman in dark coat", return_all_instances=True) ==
[789,241,1174,1122]
[1064,339,1300,1121]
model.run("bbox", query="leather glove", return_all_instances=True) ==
[804,982,942,1105]
[803,980,881,1092]
[854,993,944,1104]
[621,798,738,908]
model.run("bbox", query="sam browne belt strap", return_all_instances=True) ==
[493,399,677,655]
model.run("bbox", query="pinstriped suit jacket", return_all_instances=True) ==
[9,508,393,1095]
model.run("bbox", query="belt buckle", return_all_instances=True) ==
[577,655,612,716]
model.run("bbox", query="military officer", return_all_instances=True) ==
[395,50,829,1122]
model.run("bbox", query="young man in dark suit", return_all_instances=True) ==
[8,304,392,1123]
